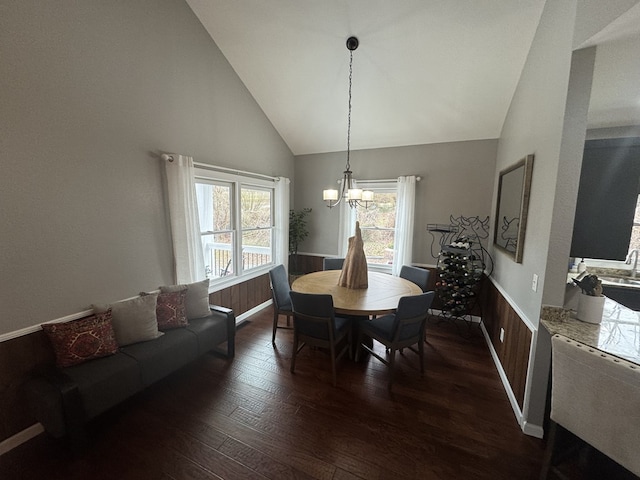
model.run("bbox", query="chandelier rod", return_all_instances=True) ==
[346,46,353,173]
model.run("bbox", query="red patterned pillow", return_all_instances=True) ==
[42,310,118,368]
[144,290,188,330]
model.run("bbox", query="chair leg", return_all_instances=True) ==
[419,339,425,375]
[388,349,396,390]
[290,333,298,374]
[330,343,337,387]
[539,421,558,480]
[272,311,278,344]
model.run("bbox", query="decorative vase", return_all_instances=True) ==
[576,294,605,324]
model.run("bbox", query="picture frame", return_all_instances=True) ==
[493,154,534,263]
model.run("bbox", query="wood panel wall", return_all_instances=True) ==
[481,279,532,409]
[0,273,272,445]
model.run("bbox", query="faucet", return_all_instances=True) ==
[626,249,639,278]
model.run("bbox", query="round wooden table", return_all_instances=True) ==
[291,270,422,316]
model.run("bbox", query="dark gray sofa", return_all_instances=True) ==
[25,305,235,442]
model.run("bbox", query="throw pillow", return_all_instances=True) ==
[93,294,163,346]
[160,279,210,319]
[42,310,118,368]
[141,289,188,330]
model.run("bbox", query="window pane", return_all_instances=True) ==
[361,228,395,265]
[242,229,272,271]
[241,187,272,229]
[201,232,234,278]
[196,182,232,232]
[357,191,397,266]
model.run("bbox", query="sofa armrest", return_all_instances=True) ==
[209,304,235,358]
[25,370,86,444]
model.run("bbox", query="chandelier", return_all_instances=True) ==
[323,36,373,209]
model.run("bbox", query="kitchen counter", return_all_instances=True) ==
[541,298,640,365]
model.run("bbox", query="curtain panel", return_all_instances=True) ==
[164,155,206,284]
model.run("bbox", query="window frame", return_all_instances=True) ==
[194,167,276,289]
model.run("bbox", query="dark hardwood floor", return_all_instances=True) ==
[0,310,548,479]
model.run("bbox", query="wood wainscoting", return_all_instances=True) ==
[481,279,533,410]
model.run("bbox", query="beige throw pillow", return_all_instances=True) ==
[93,294,163,346]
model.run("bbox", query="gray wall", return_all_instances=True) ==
[294,140,498,264]
[0,0,294,335]
[489,0,603,433]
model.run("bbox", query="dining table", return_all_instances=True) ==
[290,270,422,316]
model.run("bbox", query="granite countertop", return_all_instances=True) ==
[541,298,640,365]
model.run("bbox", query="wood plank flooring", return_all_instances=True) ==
[0,310,547,479]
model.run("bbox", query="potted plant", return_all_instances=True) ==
[289,208,312,275]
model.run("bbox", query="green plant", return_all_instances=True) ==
[289,208,312,273]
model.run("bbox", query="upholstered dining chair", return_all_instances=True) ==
[289,291,352,387]
[268,264,293,344]
[540,334,640,479]
[399,265,430,292]
[355,291,435,389]
[323,257,345,271]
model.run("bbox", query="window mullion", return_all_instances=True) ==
[233,181,243,276]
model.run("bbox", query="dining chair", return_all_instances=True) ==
[399,265,430,292]
[322,257,345,270]
[355,291,435,389]
[539,334,640,479]
[289,291,352,387]
[268,264,293,344]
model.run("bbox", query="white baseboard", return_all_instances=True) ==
[0,423,44,456]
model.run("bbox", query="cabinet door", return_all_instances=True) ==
[570,138,640,261]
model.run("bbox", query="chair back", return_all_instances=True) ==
[392,292,435,342]
[399,265,430,292]
[551,334,640,476]
[323,257,345,271]
[269,264,292,310]
[289,291,336,341]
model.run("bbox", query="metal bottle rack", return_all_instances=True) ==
[434,235,485,336]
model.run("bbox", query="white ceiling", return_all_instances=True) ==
[186,0,640,156]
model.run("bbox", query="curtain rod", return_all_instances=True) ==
[358,176,422,183]
[160,154,278,182]
[193,162,279,182]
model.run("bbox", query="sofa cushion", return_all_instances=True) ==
[42,310,118,368]
[161,279,210,320]
[187,311,230,356]
[62,352,143,419]
[120,328,198,386]
[93,295,163,346]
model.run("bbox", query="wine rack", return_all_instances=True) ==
[434,235,485,334]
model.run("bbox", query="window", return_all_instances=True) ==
[195,169,275,282]
[355,182,398,268]
[343,176,416,275]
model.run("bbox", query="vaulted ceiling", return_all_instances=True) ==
[186,1,640,156]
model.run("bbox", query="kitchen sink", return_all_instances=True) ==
[600,275,640,287]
